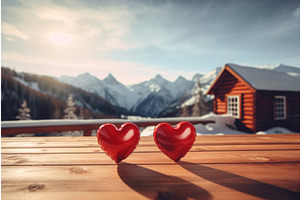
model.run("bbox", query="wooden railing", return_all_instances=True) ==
[1,117,214,136]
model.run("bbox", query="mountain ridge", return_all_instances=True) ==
[1,67,129,121]
[58,71,200,116]
[2,63,298,119]
[58,64,299,117]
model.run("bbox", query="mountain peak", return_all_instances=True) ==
[76,72,100,84]
[155,74,164,80]
[103,73,118,84]
[152,74,169,85]
[192,73,204,82]
[175,75,187,82]
[77,72,100,81]
[274,64,300,74]
[78,72,92,77]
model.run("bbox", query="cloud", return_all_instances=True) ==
[293,6,300,18]
[31,1,135,51]
[35,7,78,28]
[2,51,196,85]
[2,22,29,40]
[2,0,299,82]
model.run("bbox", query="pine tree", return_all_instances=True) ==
[16,100,31,120]
[192,80,209,117]
[181,105,190,117]
[52,104,62,119]
[78,107,85,119]
[180,93,190,117]
[61,95,82,136]
[192,103,200,117]
[64,95,78,119]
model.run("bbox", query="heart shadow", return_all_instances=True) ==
[118,162,212,200]
[178,161,299,200]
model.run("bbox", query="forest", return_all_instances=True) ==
[1,67,126,121]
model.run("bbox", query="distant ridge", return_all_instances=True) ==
[58,63,299,117]
[1,67,126,121]
[2,63,298,119]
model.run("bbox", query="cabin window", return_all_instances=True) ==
[274,96,286,120]
[227,95,240,118]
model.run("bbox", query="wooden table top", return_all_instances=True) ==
[2,134,300,200]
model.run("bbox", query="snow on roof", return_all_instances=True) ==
[227,63,300,92]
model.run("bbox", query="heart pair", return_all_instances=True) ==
[97,121,196,163]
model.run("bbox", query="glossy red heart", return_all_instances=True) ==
[154,121,196,162]
[97,123,140,163]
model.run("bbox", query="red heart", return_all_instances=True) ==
[97,123,140,163]
[154,121,196,162]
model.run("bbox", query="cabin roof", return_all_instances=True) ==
[207,63,300,94]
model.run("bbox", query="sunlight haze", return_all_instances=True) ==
[1,0,299,84]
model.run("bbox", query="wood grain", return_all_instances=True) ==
[2,134,300,200]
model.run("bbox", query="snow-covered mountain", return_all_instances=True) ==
[258,64,300,75]
[59,73,134,109]
[177,67,223,108]
[2,67,123,120]
[59,73,196,117]
[129,75,195,116]
[273,64,300,76]
[58,64,299,117]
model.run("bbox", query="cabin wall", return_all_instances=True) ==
[255,91,300,132]
[213,71,255,132]
[241,93,256,131]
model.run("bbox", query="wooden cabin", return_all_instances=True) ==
[206,63,300,133]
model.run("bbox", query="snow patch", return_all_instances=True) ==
[256,127,296,135]
[14,77,41,92]
[140,126,155,137]
[195,113,244,135]
[139,113,297,136]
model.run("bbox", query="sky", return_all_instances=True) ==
[1,0,299,85]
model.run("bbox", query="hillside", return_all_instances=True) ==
[1,67,126,121]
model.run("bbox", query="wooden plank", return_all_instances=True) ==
[215,90,253,95]
[243,115,254,120]
[2,150,299,166]
[2,144,299,154]
[243,111,254,116]
[243,102,255,107]
[2,135,299,200]
[243,94,254,98]
[2,135,299,149]
[2,163,299,200]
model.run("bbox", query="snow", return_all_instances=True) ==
[287,72,300,77]
[256,127,296,135]
[59,72,196,116]
[195,113,244,135]
[140,126,156,137]
[274,64,300,74]
[139,113,297,136]
[192,73,204,82]
[14,77,41,92]
[6,113,297,137]
[257,64,279,70]
[181,95,197,107]
[179,68,221,107]
[199,67,222,93]
[57,64,299,117]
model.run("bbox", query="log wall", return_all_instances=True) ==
[255,91,300,132]
[213,71,255,131]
